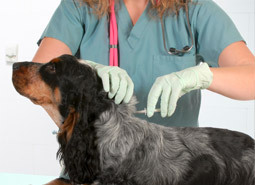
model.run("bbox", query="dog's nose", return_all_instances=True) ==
[13,62,34,71]
[13,62,22,71]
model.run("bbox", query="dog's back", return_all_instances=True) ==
[95,99,255,185]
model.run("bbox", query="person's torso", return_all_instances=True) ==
[76,1,201,127]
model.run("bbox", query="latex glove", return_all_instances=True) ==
[86,60,134,104]
[147,63,213,117]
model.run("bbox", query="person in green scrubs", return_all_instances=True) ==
[34,0,254,127]
[34,0,254,183]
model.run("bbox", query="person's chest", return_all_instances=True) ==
[79,2,197,79]
[123,0,148,25]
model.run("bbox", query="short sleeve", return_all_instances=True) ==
[38,0,85,55]
[194,0,244,67]
[59,166,70,180]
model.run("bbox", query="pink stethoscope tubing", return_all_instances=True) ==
[109,0,160,66]
[109,0,193,65]
[109,0,118,66]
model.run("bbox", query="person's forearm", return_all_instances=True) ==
[32,37,72,63]
[208,64,255,100]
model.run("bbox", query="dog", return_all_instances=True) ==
[12,54,255,185]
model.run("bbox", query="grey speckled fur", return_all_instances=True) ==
[93,97,255,185]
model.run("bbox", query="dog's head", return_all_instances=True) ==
[12,54,111,183]
[13,54,107,124]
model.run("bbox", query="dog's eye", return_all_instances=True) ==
[46,64,56,74]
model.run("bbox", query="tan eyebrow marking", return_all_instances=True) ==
[51,57,61,63]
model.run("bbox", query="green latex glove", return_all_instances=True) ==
[147,63,213,118]
[85,60,134,104]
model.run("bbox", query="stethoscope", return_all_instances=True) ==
[161,3,194,56]
[109,1,194,66]
[109,0,194,115]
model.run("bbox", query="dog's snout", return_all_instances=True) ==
[13,62,42,72]
[13,62,31,71]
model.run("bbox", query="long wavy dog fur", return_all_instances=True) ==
[12,54,255,185]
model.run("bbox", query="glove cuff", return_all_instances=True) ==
[196,62,213,89]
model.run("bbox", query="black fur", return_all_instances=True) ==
[181,154,219,185]
[41,55,111,183]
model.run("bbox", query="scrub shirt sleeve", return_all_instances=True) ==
[37,0,85,55]
[59,165,69,180]
[195,0,244,67]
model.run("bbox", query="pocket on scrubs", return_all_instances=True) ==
[148,54,200,127]
[152,55,196,80]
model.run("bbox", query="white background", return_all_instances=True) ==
[0,0,254,176]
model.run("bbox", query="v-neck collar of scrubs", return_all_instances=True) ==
[117,0,151,49]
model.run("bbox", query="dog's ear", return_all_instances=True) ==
[57,107,79,146]
[57,94,101,184]
[56,64,111,183]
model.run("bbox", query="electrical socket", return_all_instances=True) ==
[5,43,19,63]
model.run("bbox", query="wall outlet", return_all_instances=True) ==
[5,43,19,63]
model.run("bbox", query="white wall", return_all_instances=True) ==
[199,0,255,137]
[0,0,254,177]
[0,0,62,176]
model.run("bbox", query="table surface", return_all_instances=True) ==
[0,173,57,185]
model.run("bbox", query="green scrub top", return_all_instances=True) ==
[38,0,243,127]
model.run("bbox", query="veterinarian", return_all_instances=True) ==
[34,0,254,127]
[33,0,254,127]
[33,0,255,125]
[33,0,255,126]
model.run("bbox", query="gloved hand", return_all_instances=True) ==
[147,63,213,117]
[86,60,134,104]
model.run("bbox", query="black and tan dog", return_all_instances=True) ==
[12,54,255,185]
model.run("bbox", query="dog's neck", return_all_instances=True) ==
[94,97,150,169]
[95,96,138,127]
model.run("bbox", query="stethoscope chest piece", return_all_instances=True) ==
[168,45,192,56]
[161,4,194,56]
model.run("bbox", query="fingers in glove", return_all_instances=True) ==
[147,83,163,117]
[100,72,110,92]
[123,76,134,103]
[167,88,181,117]
[160,85,171,118]
[108,71,120,99]
[114,74,128,104]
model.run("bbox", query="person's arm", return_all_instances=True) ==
[32,37,72,63]
[208,41,255,100]
[147,42,254,117]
